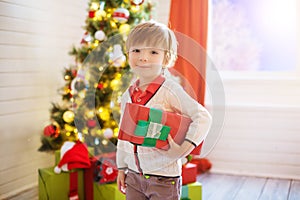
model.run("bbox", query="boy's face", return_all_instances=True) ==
[128,45,166,81]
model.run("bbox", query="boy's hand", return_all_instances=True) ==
[117,170,126,194]
[163,135,194,159]
[165,135,182,158]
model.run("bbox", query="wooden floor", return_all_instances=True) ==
[5,173,300,200]
[197,173,300,200]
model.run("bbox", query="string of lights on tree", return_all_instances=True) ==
[39,0,154,154]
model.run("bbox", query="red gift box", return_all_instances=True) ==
[84,152,117,200]
[118,103,192,150]
[182,163,197,185]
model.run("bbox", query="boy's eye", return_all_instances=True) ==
[151,51,158,54]
[132,49,140,53]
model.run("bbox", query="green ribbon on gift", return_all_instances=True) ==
[134,108,171,147]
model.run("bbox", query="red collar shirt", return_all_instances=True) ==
[129,75,165,105]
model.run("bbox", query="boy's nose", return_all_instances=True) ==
[139,57,148,62]
[139,51,148,62]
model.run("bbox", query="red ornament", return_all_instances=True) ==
[72,69,77,77]
[87,119,97,128]
[43,124,57,137]
[89,10,96,18]
[112,8,130,23]
[97,83,104,89]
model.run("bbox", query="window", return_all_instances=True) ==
[210,0,297,72]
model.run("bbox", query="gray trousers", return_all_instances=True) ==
[125,171,181,200]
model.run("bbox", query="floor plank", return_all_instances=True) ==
[198,173,246,200]
[288,180,300,200]
[198,173,300,200]
[234,176,267,200]
[259,178,290,200]
[5,186,38,200]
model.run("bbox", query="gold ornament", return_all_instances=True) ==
[119,24,130,34]
[130,5,140,13]
[96,129,102,135]
[115,72,122,79]
[95,10,106,20]
[110,79,120,90]
[64,124,75,132]
[64,86,71,95]
[63,110,75,123]
[65,132,71,137]
[113,128,119,137]
[64,75,71,80]
[103,82,108,89]
[90,2,99,10]
[102,139,109,146]
[110,20,117,29]
[85,110,95,119]
[98,107,110,121]
[92,40,100,48]
[82,128,89,135]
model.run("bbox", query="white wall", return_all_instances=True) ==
[206,76,300,180]
[0,0,87,198]
[152,0,171,24]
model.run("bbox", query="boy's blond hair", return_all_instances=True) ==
[125,21,178,68]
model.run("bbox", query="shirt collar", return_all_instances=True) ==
[130,75,165,95]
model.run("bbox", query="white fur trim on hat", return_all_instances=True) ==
[54,166,62,174]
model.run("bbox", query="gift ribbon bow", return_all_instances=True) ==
[134,108,171,147]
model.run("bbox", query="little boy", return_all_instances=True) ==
[117,21,212,200]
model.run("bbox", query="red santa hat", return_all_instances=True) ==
[54,140,91,174]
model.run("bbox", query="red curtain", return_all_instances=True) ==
[169,0,208,105]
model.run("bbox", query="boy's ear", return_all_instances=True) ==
[163,52,170,67]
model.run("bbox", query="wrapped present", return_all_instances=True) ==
[84,152,117,200]
[181,182,202,200]
[182,163,197,185]
[93,182,125,200]
[118,103,192,150]
[38,167,85,200]
[52,141,91,199]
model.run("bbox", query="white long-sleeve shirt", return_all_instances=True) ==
[117,77,212,177]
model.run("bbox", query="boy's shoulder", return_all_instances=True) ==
[162,77,183,90]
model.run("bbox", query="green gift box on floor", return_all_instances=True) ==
[38,167,85,200]
[181,182,202,200]
[93,182,125,200]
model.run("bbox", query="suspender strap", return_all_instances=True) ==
[133,145,143,175]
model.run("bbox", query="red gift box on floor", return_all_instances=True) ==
[190,158,212,174]
[118,103,192,150]
[182,163,197,185]
[84,152,117,200]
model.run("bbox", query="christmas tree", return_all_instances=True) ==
[39,0,154,154]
